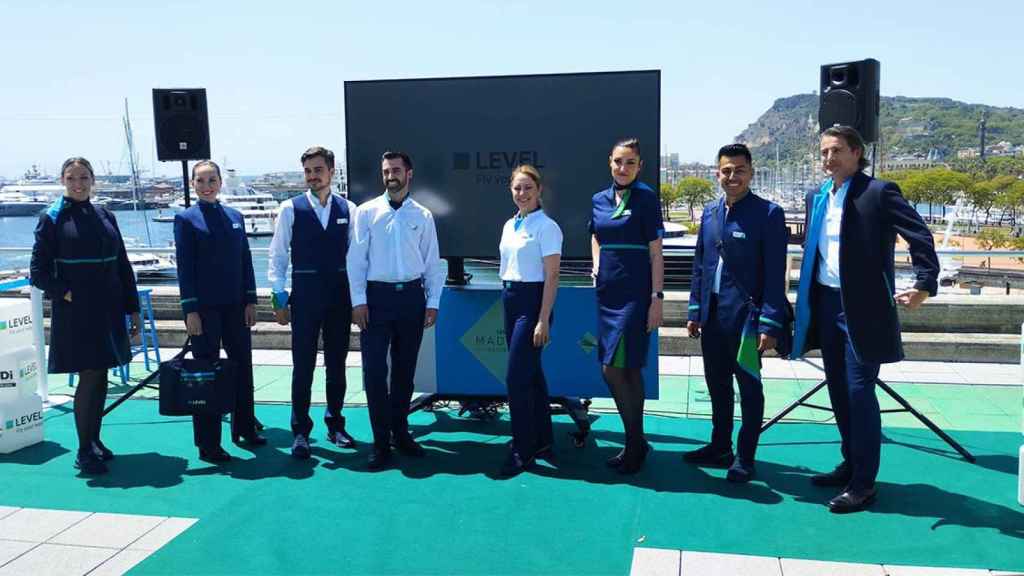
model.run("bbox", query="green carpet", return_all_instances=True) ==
[1,401,1022,575]
[48,367,1024,433]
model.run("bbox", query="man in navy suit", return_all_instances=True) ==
[685,144,789,483]
[792,126,939,513]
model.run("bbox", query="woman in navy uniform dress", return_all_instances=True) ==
[497,164,562,477]
[31,157,141,475]
[589,139,665,474]
[174,160,261,465]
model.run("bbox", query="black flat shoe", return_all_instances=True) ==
[233,433,267,446]
[812,462,853,487]
[75,450,108,475]
[291,435,311,460]
[606,448,626,468]
[828,487,877,514]
[327,429,357,449]
[199,447,232,464]
[682,444,734,468]
[617,441,652,475]
[92,439,114,461]
[534,444,556,464]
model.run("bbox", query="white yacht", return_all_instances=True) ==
[128,252,178,279]
[0,184,62,217]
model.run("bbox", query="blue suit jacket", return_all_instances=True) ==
[792,172,939,364]
[174,201,258,315]
[688,192,789,338]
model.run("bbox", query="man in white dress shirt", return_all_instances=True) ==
[268,146,358,459]
[348,151,444,470]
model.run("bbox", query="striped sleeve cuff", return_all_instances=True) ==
[180,297,199,315]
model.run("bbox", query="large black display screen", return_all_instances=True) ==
[344,70,660,258]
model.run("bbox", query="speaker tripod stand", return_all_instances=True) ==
[760,374,976,463]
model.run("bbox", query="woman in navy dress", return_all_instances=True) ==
[174,160,261,465]
[589,139,665,474]
[498,164,562,477]
[31,157,141,476]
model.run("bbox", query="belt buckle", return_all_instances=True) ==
[395,283,404,291]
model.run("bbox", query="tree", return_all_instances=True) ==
[990,175,1023,226]
[678,177,716,220]
[659,182,682,222]
[963,180,997,225]
[895,167,972,220]
[975,227,1011,268]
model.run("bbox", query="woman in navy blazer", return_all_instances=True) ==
[174,160,261,465]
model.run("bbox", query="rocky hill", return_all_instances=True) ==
[735,94,1024,164]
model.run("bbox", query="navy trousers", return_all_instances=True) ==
[815,284,881,491]
[290,297,351,437]
[700,294,764,462]
[502,282,554,460]
[361,280,426,450]
[191,303,256,450]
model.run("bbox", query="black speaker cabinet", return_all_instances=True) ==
[819,59,880,143]
[152,88,210,161]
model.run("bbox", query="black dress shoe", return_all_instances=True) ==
[828,487,877,513]
[392,434,425,457]
[327,429,357,449]
[234,433,267,446]
[199,447,232,464]
[499,451,531,478]
[367,447,392,471]
[811,462,853,487]
[92,439,114,461]
[75,450,108,475]
[726,458,756,483]
[682,444,734,468]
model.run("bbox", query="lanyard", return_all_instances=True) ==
[611,188,631,219]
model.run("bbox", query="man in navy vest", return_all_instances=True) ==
[269,146,358,459]
[792,126,939,513]
[349,151,444,470]
[685,144,789,483]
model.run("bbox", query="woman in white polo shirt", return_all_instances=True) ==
[498,164,563,477]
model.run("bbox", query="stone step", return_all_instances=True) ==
[42,320,1021,364]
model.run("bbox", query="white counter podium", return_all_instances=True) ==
[0,298,44,454]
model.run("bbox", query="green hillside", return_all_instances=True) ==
[735,94,1024,164]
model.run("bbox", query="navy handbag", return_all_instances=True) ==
[158,338,237,417]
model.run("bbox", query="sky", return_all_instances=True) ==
[1,0,1021,179]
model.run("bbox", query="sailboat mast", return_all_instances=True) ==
[123,98,153,246]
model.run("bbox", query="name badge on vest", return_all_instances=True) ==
[732,231,746,239]
[337,218,347,225]
[232,222,241,229]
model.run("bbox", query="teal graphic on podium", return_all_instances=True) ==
[435,285,658,398]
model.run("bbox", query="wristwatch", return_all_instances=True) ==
[652,291,664,300]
